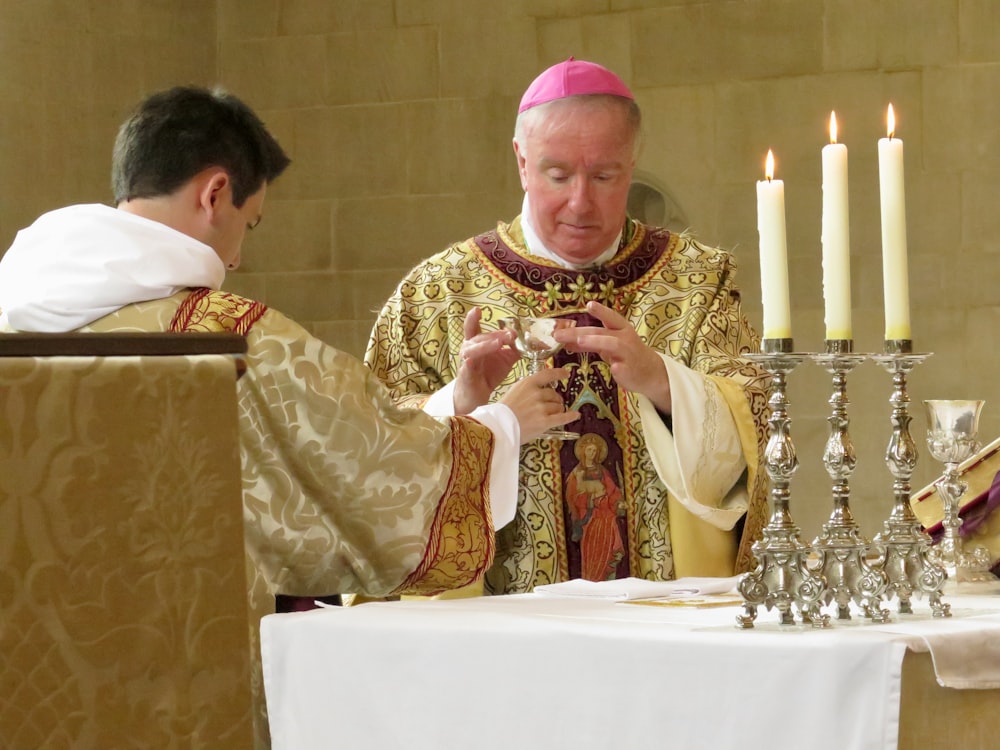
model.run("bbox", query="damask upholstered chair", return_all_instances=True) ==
[0,333,252,748]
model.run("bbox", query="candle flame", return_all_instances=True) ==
[765,149,775,181]
[829,111,838,144]
[887,103,895,139]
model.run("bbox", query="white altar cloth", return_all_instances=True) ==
[260,593,1000,750]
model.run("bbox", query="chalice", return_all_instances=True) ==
[499,316,579,441]
[923,399,998,588]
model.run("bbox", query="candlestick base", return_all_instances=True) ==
[736,350,828,629]
[870,351,950,618]
[810,349,890,622]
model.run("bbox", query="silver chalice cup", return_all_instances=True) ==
[499,316,579,441]
[923,399,998,587]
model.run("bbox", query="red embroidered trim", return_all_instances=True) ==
[394,418,496,595]
[169,288,267,335]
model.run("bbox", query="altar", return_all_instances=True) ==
[260,592,1000,750]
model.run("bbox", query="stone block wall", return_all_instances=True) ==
[3,0,999,536]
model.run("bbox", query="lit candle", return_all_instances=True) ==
[821,111,852,341]
[877,103,911,341]
[756,149,792,340]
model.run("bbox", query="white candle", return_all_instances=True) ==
[756,150,792,340]
[821,111,852,341]
[877,103,912,341]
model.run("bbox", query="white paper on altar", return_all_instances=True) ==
[533,575,740,600]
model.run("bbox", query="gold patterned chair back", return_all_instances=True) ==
[0,333,252,749]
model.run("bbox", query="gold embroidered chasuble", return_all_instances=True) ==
[87,288,498,604]
[85,288,503,748]
[366,217,770,594]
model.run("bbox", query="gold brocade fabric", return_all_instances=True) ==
[172,286,268,334]
[366,218,770,594]
[83,288,498,748]
[0,353,252,748]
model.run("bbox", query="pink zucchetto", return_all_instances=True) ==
[518,57,634,114]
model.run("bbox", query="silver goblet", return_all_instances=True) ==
[923,399,998,588]
[499,316,579,441]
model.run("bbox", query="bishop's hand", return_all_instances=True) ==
[499,367,580,443]
[554,300,672,415]
[452,307,521,415]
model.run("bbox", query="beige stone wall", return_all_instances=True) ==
[0,1,218,241]
[3,0,999,537]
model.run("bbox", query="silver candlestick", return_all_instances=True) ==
[870,341,950,618]
[923,399,998,588]
[737,339,829,629]
[810,340,889,622]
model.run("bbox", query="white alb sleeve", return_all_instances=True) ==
[639,354,748,531]
[421,381,519,530]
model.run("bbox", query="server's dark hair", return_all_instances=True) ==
[112,86,290,207]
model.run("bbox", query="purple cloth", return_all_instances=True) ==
[966,469,1000,535]
[929,469,1000,543]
